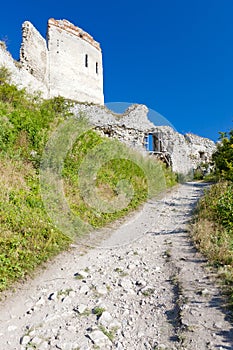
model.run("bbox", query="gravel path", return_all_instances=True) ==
[0,182,232,350]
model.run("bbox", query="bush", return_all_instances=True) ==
[212,130,233,182]
[0,66,11,85]
[192,181,233,308]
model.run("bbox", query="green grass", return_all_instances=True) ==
[191,181,233,308]
[0,157,71,291]
[92,306,106,317]
[0,69,177,292]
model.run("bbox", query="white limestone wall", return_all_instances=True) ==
[47,19,104,104]
[72,103,216,176]
[0,43,48,96]
[0,19,104,104]
[20,21,49,86]
[184,133,216,165]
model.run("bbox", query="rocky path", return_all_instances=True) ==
[0,182,232,350]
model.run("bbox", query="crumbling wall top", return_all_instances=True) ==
[48,18,101,51]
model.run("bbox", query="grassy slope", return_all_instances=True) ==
[191,181,233,308]
[0,80,177,292]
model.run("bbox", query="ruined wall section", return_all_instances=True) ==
[0,19,104,104]
[0,42,48,96]
[47,19,104,104]
[184,133,216,166]
[72,103,216,175]
[72,104,152,152]
[20,21,49,86]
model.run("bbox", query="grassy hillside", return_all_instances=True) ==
[192,130,233,309]
[0,68,177,292]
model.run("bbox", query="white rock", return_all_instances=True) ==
[116,341,124,349]
[37,341,49,350]
[28,329,36,337]
[96,285,108,295]
[88,330,112,346]
[200,288,209,296]
[118,279,133,291]
[109,319,121,329]
[62,296,71,304]
[76,304,87,314]
[127,263,136,270]
[68,290,76,298]
[76,270,89,279]
[55,341,73,350]
[7,325,17,332]
[214,322,223,329]
[31,336,42,345]
[98,311,113,327]
[20,335,31,345]
[80,285,90,294]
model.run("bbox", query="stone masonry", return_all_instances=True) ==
[72,103,216,176]
[0,19,104,104]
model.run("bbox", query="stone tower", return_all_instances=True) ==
[46,19,104,104]
[1,18,104,104]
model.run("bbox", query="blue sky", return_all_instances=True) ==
[1,0,233,141]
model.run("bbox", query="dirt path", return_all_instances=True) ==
[0,182,232,350]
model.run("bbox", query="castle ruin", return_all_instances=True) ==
[0,19,216,175]
[0,18,104,104]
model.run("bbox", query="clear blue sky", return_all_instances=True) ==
[1,0,233,141]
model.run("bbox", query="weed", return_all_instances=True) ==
[141,287,155,296]
[98,325,115,342]
[114,267,128,277]
[92,306,106,318]
[57,288,73,297]
[74,273,85,280]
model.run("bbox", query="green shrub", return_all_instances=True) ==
[216,184,233,231]
[212,130,233,182]
[192,181,233,308]
[0,66,11,85]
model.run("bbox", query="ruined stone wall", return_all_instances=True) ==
[47,19,104,104]
[20,21,48,85]
[72,103,216,175]
[0,19,104,104]
[0,41,48,95]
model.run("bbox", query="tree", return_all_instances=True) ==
[212,129,233,181]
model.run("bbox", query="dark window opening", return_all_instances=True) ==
[153,134,162,152]
[96,62,99,74]
[199,151,205,161]
[85,54,88,67]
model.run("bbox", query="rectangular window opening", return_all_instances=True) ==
[96,62,99,74]
[85,54,88,67]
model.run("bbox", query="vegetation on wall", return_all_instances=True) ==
[192,129,233,309]
[0,67,176,292]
